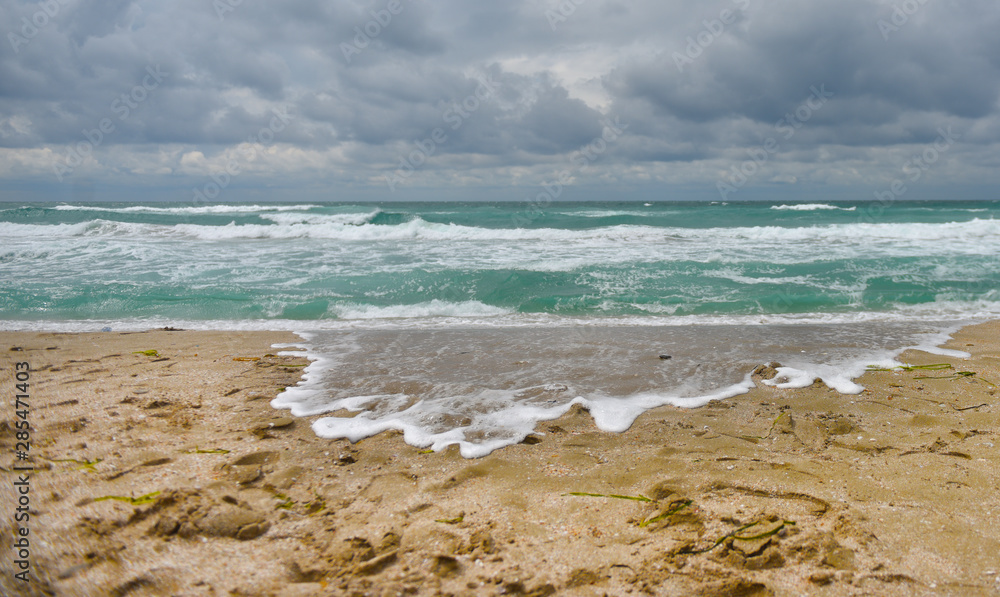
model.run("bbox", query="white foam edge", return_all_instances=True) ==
[581,375,757,433]
[268,335,336,416]
[267,322,979,458]
[762,324,971,394]
[298,375,755,459]
[310,397,578,459]
[4,308,998,333]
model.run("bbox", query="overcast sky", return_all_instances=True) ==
[1,0,999,202]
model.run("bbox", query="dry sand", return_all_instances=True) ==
[1,322,999,596]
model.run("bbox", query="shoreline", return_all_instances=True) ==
[2,322,999,596]
[0,312,994,332]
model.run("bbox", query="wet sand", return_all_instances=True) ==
[1,323,999,596]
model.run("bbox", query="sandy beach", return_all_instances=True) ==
[2,322,999,596]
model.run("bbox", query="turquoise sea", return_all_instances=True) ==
[2,200,998,325]
[2,200,998,455]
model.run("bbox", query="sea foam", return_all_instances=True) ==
[770,203,856,211]
[270,321,972,458]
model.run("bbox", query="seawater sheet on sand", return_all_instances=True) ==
[271,322,969,457]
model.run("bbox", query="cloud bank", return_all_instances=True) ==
[2,0,999,201]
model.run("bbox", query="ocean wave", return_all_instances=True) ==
[4,216,997,249]
[0,221,97,236]
[770,203,856,211]
[332,300,513,320]
[564,209,643,218]
[50,203,322,215]
[700,270,819,287]
[324,299,1000,329]
[258,210,382,226]
[2,298,999,333]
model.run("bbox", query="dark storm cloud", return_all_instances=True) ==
[607,1,1000,130]
[1,0,999,193]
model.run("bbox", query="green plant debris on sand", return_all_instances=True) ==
[270,492,325,514]
[915,371,976,380]
[564,492,655,503]
[681,519,796,555]
[867,363,997,385]
[867,363,952,372]
[305,496,326,515]
[92,491,161,506]
[639,499,693,528]
[183,448,231,454]
[132,350,160,357]
[49,457,102,471]
[915,371,996,385]
[435,513,465,524]
[273,493,295,510]
[418,449,435,454]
